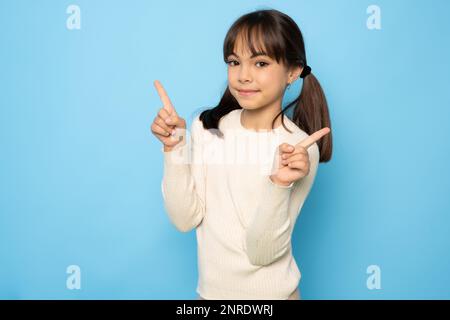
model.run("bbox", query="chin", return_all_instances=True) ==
[236,98,259,108]
[238,104,259,110]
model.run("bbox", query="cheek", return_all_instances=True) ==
[228,68,238,82]
[259,72,284,91]
[227,70,236,91]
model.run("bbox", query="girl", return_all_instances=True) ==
[151,8,332,300]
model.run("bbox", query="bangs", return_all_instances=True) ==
[223,20,287,65]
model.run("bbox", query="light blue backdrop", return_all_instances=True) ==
[1,0,449,299]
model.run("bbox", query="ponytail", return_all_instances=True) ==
[294,73,332,162]
[273,73,332,163]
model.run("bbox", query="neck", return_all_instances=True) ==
[240,104,283,131]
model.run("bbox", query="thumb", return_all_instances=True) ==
[279,143,295,154]
[270,143,294,174]
[165,114,186,128]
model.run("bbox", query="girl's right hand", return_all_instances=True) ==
[151,80,187,152]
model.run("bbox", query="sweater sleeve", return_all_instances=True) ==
[160,116,206,232]
[245,142,321,266]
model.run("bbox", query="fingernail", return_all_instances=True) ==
[165,118,171,124]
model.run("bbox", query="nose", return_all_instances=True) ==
[238,63,252,83]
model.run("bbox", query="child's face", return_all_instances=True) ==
[227,37,299,112]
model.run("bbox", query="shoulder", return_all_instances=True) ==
[219,108,241,131]
[189,109,239,131]
[190,113,204,134]
[188,111,222,142]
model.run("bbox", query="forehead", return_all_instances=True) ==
[232,32,267,57]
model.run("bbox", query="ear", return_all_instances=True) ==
[288,65,303,84]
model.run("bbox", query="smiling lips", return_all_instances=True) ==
[237,89,260,97]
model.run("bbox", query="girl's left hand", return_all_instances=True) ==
[270,127,331,186]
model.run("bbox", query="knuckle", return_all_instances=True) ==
[156,117,166,127]
[158,109,166,118]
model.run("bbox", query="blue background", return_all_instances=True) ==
[1,0,449,299]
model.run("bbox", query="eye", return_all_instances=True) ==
[226,59,238,66]
[225,60,270,67]
[256,61,269,68]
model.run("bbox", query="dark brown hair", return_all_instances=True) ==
[199,8,332,162]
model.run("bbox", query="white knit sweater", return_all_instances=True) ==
[161,108,320,299]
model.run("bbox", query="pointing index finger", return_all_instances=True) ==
[154,80,175,114]
[298,127,331,149]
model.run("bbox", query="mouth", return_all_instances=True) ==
[237,89,260,97]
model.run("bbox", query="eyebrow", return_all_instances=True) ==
[228,51,269,59]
